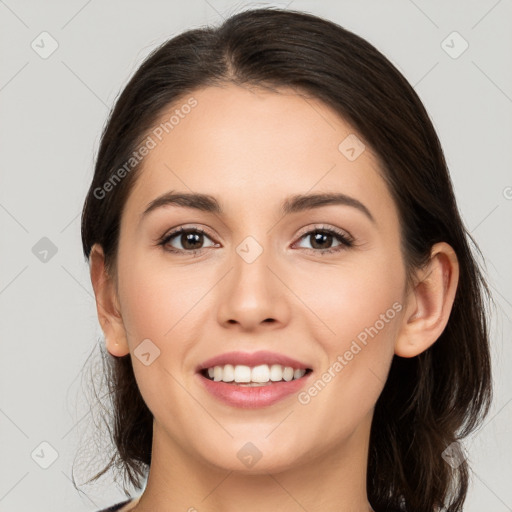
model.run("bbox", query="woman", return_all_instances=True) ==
[80,7,493,512]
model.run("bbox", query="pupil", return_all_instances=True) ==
[311,232,332,249]
[182,232,202,250]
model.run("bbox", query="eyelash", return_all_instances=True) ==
[157,225,355,257]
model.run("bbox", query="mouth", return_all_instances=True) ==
[199,364,313,386]
[195,351,314,408]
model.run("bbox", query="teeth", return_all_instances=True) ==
[222,364,234,382]
[204,364,307,384]
[269,364,283,382]
[283,366,294,382]
[234,365,251,383]
[251,364,270,383]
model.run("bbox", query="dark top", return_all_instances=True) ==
[98,497,401,511]
[97,498,134,511]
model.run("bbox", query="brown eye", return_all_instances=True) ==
[177,231,205,250]
[294,226,354,255]
[159,227,217,255]
[309,231,336,250]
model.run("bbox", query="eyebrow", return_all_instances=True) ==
[140,190,376,224]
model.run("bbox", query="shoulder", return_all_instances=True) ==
[96,498,134,511]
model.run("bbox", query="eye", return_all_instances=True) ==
[157,224,354,257]
[293,225,354,255]
[157,226,218,256]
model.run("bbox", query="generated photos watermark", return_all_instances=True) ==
[297,301,403,405]
[93,96,198,200]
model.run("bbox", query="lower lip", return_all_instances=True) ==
[197,372,312,409]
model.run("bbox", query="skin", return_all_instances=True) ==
[89,84,459,512]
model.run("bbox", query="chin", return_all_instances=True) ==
[195,439,309,475]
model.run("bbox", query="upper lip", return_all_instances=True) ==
[197,350,312,372]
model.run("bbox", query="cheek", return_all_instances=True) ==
[117,250,203,343]
[117,252,210,401]
[298,246,404,379]
[303,255,403,336]
[297,264,402,439]
[117,258,203,418]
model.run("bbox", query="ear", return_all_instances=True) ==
[89,243,130,357]
[395,242,460,358]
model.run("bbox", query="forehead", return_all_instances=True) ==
[124,84,395,224]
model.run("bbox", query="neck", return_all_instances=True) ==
[132,411,374,512]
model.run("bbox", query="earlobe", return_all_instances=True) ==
[89,243,130,357]
[395,242,460,358]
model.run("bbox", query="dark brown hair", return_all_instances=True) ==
[78,7,493,511]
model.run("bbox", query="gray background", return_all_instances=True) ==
[0,1,511,511]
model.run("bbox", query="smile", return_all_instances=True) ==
[201,364,311,385]
[196,351,314,408]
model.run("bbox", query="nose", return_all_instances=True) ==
[216,237,290,331]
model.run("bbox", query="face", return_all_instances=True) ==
[108,84,408,474]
